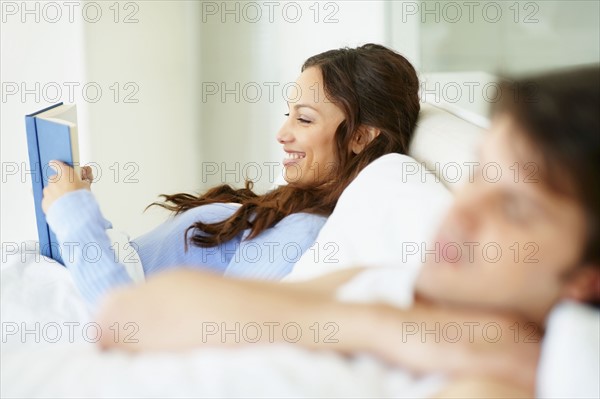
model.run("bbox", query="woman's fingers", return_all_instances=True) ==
[50,161,93,183]
[81,165,94,183]
[42,161,91,213]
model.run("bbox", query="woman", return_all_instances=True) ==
[42,43,421,307]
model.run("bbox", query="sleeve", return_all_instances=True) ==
[223,213,328,280]
[45,189,133,308]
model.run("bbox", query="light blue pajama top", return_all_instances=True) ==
[46,190,327,307]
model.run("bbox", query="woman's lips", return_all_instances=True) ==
[283,151,306,166]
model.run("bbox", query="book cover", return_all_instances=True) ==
[25,103,80,265]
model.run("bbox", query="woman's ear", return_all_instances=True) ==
[561,265,600,304]
[351,126,381,154]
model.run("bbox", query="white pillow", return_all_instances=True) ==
[285,153,452,281]
[537,301,600,398]
[409,103,486,192]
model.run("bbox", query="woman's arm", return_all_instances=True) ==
[223,212,327,280]
[43,161,134,307]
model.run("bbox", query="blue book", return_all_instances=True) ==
[25,103,80,265]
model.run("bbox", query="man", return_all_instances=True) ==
[91,67,599,396]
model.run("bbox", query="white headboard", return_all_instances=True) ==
[408,102,487,192]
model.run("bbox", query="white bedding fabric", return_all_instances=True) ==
[408,103,485,192]
[1,245,446,398]
[536,301,600,399]
[2,343,445,398]
[336,266,420,309]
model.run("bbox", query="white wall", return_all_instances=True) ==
[1,1,397,246]
[81,1,202,237]
[1,1,87,244]
[1,1,202,243]
[416,0,600,74]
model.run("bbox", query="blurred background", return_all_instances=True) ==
[2,0,599,244]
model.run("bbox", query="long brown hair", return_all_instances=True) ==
[151,44,420,249]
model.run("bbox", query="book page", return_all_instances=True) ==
[38,104,80,173]
[38,104,77,126]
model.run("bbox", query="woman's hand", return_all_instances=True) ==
[81,164,94,185]
[41,160,93,214]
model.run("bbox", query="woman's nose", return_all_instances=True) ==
[276,123,294,144]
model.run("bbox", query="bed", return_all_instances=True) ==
[2,98,598,398]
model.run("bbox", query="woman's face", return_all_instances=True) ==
[276,66,345,185]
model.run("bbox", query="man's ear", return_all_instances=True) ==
[351,126,381,155]
[562,265,600,304]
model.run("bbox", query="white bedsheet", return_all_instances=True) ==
[1,247,446,398]
[2,343,446,398]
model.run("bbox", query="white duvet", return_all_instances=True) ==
[0,247,446,398]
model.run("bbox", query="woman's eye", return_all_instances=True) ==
[284,112,310,124]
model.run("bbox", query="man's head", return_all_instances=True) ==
[415,66,600,322]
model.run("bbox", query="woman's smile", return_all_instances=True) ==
[283,150,306,166]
